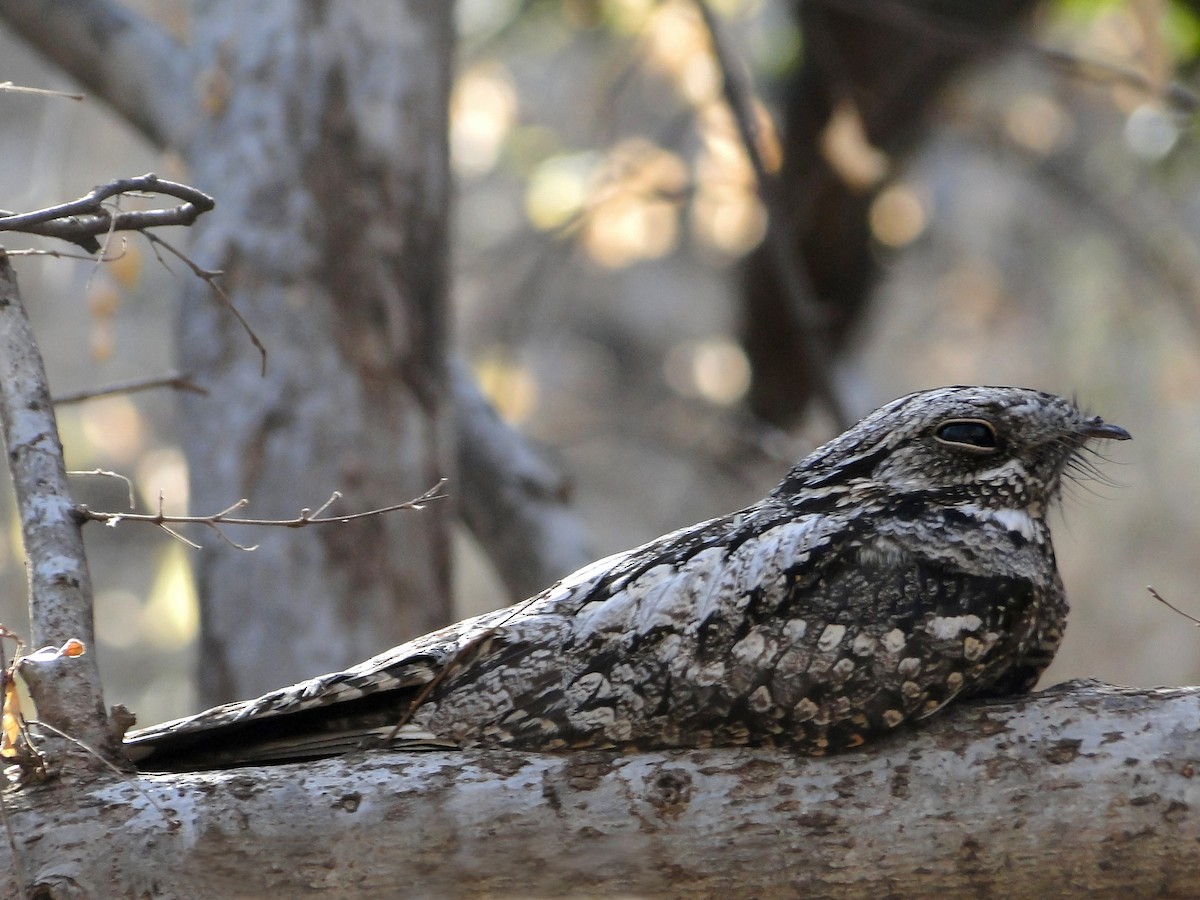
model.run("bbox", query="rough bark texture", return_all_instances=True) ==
[0,0,458,698]
[3,682,1198,897]
[166,2,457,702]
[0,252,113,758]
[0,0,594,696]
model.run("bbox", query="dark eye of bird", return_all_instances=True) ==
[934,419,998,451]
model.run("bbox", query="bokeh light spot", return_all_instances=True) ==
[79,396,146,467]
[475,350,540,425]
[142,543,199,651]
[451,62,518,178]
[136,446,190,516]
[869,184,927,249]
[664,337,751,406]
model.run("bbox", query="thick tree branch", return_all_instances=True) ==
[3,682,1198,896]
[451,359,592,601]
[0,0,193,149]
[0,252,115,763]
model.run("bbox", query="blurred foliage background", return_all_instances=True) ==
[1,0,1198,725]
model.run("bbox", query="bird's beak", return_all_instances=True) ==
[1080,417,1132,442]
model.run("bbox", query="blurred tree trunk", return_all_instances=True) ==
[743,0,1040,425]
[0,0,458,701]
[176,3,456,701]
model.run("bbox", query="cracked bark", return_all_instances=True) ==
[3,682,1198,897]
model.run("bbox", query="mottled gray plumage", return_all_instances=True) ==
[126,386,1129,770]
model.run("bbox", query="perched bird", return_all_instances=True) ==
[126,386,1129,770]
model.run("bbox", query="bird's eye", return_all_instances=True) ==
[934,419,998,451]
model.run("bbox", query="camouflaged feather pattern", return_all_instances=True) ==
[125,386,1129,769]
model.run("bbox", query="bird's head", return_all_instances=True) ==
[776,386,1131,513]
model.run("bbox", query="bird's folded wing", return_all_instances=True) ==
[122,620,482,766]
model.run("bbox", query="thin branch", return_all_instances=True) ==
[53,372,207,406]
[0,789,24,900]
[66,469,136,509]
[0,0,192,148]
[0,80,82,101]
[0,173,214,253]
[4,244,129,262]
[1148,586,1200,627]
[692,0,851,429]
[142,232,268,375]
[75,480,449,551]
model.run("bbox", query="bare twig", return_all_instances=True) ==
[0,173,214,253]
[66,469,136,509]
[1148,586,1200,627]
[0,788,24,900]
[53,372,207,406]
[75,480,449,551]
[29,720,177,828]
[692,0,850,428]
[142,232,268,374]
[4,244,129,262]
[0,80,83,101]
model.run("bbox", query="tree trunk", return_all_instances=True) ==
[4,682,1198,897]
[168,2,456,701]
[742,0,1039,425]
[0,0,597,701]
